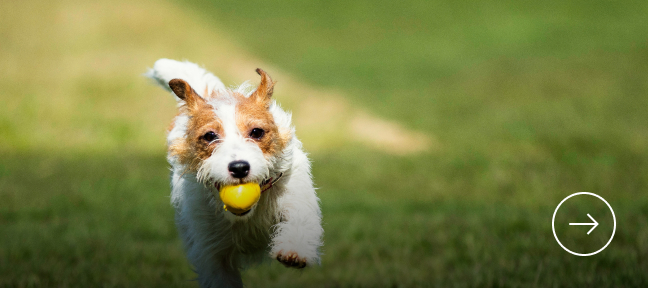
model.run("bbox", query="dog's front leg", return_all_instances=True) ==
[270,152,323,268]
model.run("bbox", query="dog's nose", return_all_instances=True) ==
[228,161,250,178]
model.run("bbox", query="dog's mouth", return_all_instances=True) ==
[213,173,283,217]
[230,208,251,217]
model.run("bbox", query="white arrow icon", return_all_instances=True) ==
[569,213,599,235]
[553,192,616,256]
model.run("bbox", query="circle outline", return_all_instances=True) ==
[552,192,616,256]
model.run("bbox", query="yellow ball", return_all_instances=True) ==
[219,183,261,215]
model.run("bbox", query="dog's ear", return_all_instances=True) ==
[169,79,204,109]
[250,68,275,106]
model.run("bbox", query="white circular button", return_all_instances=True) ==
[552,192,616,256]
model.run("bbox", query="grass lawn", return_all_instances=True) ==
[1,0,648,286]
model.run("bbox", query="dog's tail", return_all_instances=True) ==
[145,59,226,100]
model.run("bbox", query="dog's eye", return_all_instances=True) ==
[202,131,218,142]
[249,128,265,140]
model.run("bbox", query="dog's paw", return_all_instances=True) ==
[275,250,307,268]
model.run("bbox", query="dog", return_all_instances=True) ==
[146,59,323,288]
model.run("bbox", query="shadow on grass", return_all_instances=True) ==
[0,151,646,287]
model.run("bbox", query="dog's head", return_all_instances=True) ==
[168,69,290,217]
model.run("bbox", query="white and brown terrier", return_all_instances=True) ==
[146,59,323,288]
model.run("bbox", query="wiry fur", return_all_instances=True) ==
[146,59,323,288]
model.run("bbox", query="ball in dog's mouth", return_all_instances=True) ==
[216,182,261,216]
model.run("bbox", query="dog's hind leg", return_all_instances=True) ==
[181,222,243,288]
[195,255,243,288]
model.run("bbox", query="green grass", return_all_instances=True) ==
[0,153,195,287]
[2,0,648,286]
[3,151,647,287]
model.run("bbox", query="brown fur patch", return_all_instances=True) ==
[250,68,275,105]
[169,102,223,172]
[168,80,225,172]
[234,92,289,156]
[240,69,290,156]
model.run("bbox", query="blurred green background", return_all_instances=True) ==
[1,0,647,286]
